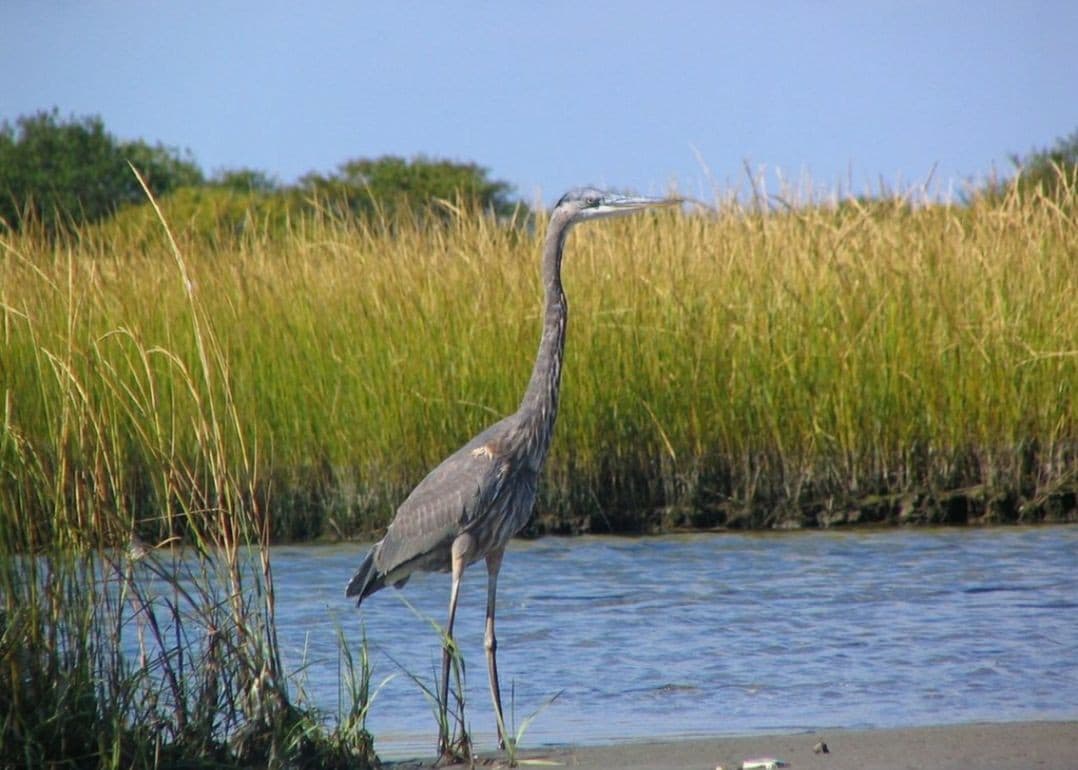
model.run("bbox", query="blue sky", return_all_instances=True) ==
[3,2,1075,204]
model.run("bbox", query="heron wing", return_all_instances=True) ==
[373,418,512,578]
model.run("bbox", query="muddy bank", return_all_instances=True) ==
[260,462,1077,542]
[391,721,1078,770]
[528,482,1078,536]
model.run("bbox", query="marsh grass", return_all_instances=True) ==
[388,594,473,764]
[381,592,561,764]
[1,175,1075,545]
[498,684,562,768]
[0,182,378,768]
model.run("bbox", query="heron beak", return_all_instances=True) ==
[593,194,680,218]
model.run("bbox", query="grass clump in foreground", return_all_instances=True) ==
[1,173,1076,545]
[0,189,378,768]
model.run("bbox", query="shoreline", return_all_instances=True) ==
[392,721,1078,769]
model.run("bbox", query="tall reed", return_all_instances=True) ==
[2,177,1075,546]
[0,185,378,767]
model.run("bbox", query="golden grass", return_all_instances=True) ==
[1,182,1075,543]
[0,185,378,768]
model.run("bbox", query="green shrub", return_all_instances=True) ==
[0,109,202,235]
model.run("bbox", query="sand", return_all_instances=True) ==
[394,721,1078,770]
[545,722,1078,770]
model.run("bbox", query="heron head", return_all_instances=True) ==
[554,187,679,224]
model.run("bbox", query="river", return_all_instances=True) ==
[269,526,1078,758]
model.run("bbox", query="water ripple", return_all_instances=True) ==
[272,526,1078,758]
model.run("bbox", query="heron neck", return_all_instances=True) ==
[518,219,569,447]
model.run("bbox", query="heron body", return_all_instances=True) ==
[345,410,547,599]
[345,187,675,758]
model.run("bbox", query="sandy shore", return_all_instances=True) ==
[394,721,1078,770]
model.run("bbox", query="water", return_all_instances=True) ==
[271,527,1078,758]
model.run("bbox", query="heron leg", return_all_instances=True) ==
[484,547,506,749]
[439,535,473,759]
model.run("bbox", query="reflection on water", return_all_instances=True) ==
[271,526,1078,758]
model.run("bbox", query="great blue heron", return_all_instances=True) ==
[345,187,676,757]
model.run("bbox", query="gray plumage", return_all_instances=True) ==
[345,413,537,597]
[345,187,676,757]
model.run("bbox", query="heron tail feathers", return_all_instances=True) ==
[345,549,385,606]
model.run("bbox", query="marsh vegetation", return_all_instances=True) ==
[1,172,1075,767]
[4,176,1075,543]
